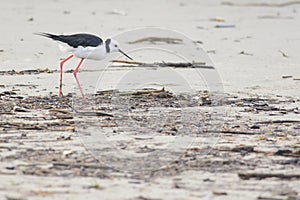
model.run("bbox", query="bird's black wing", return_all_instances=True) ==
[37,33,103,48]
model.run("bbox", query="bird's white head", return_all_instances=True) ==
[107,39,120,53]
[105,38,133,60]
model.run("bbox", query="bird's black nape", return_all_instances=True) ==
[105,38,111,53]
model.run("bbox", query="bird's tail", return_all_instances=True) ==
[34,32,62,42]
[34,32,74,53]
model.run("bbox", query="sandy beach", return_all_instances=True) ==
[1,0,300,199]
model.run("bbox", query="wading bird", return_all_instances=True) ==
[36,32,133,98]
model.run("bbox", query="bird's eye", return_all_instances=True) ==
[114,45,118,47]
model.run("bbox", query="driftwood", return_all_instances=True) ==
[215,25,236,28]
[111,60,214,69]
[239,172,300,180]
[0,68,55,75]
[119,88,165,96]
[111,60,145,65]
[222,1,300,7]
[53,162,112,171]
[258,15,294,20]
[118,88,174,98]
[74,110,113,117]
[256,120,300,124]
[279,50,289,58]
[128,37,183,44]
[208,130,259,135]
[131,88,167,96]
[49,109,113,117]
[49,109,71,114]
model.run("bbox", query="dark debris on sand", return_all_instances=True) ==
[0,89,299,182]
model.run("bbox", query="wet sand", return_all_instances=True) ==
[1,0,300,199]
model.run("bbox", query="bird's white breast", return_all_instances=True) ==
[60,44,107,60]
[73,45,107,60]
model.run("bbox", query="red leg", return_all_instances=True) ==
[59,55,74,97]
[73,58,85,99]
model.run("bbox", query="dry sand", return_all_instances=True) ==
[1,0,300,199]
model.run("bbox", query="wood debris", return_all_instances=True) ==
[222,1,300,7]
[111,60,214,69]
[0,68,56,75]
[128,37,183,44]
[239,172,300,180]
[279,50,289,58]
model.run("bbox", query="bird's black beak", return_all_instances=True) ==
[119,49,133,60]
